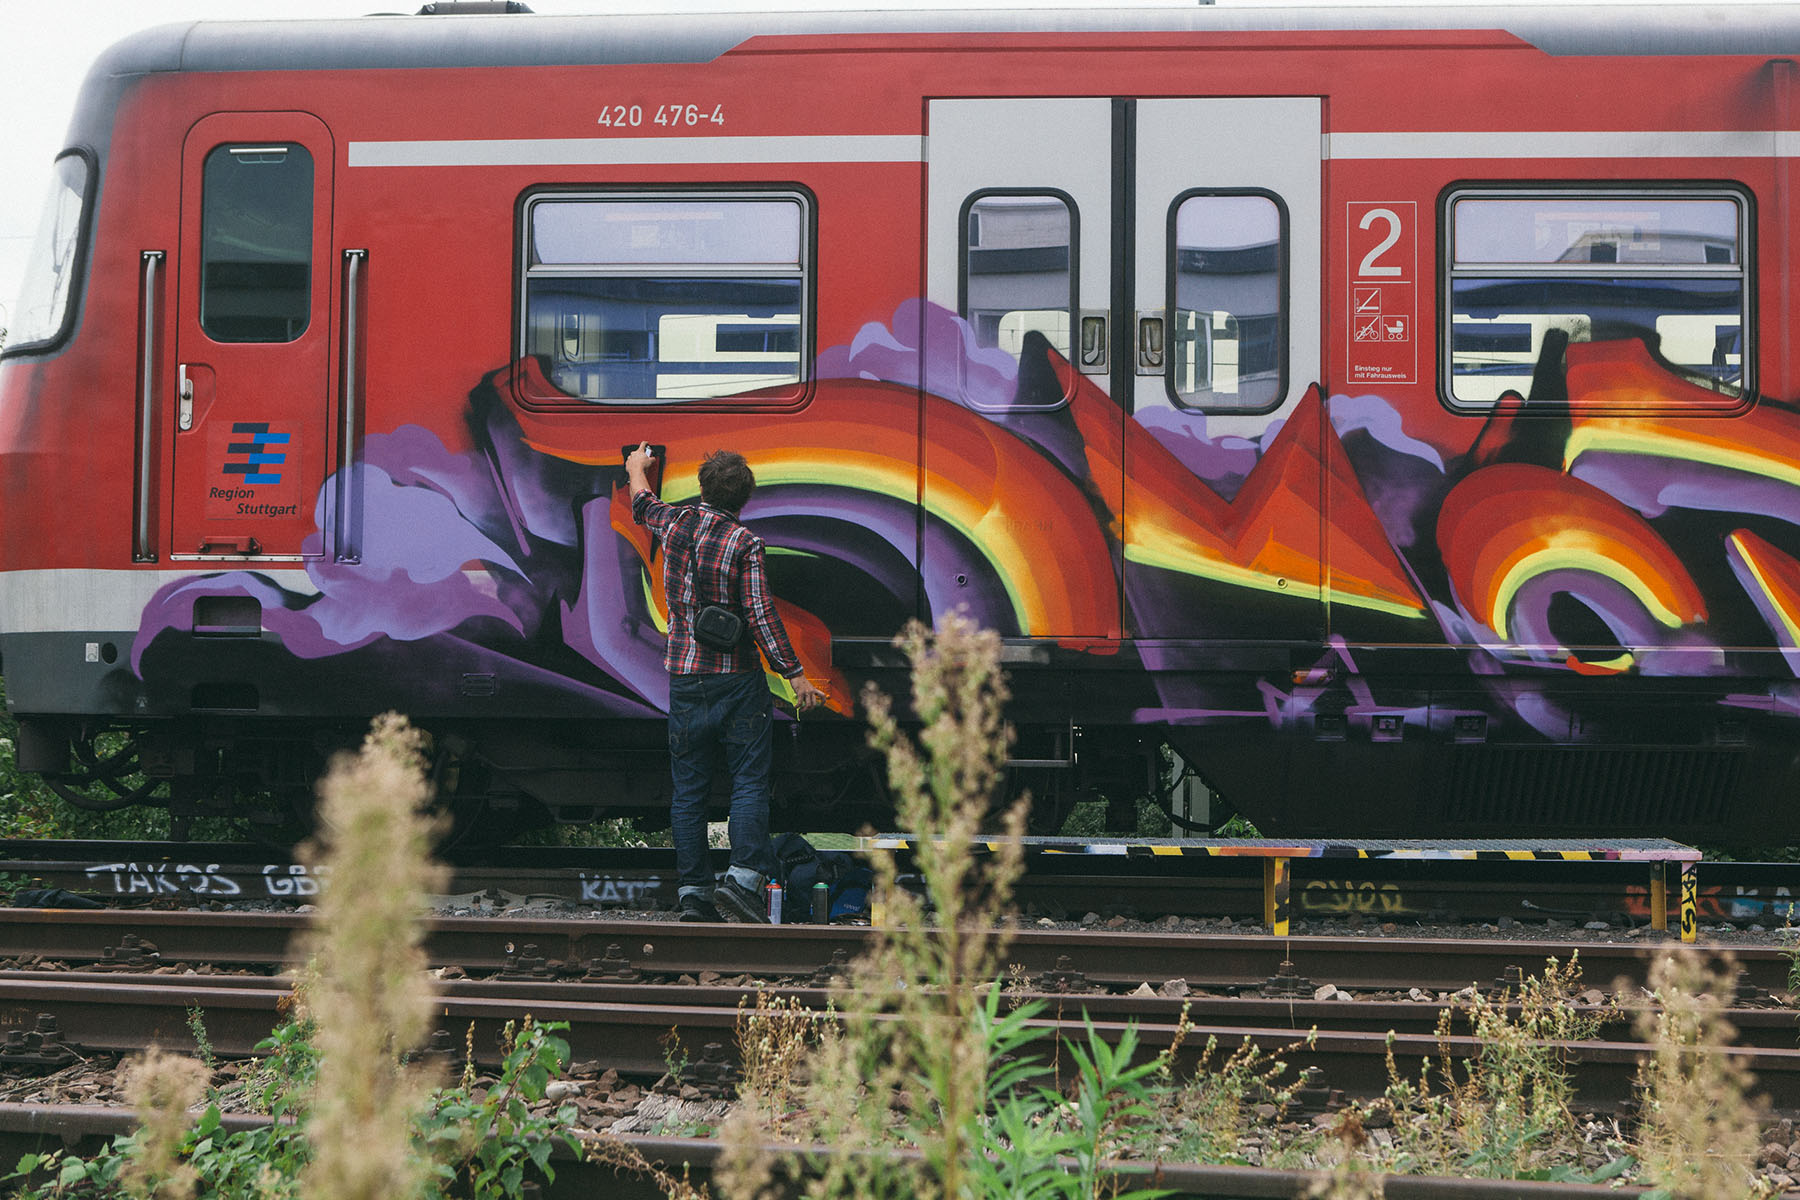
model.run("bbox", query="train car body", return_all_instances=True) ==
[4,3,1800,840]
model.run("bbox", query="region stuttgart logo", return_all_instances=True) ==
[222,422,289,486]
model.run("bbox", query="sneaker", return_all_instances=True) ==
[678,894,722,922]
[714,877,771,924]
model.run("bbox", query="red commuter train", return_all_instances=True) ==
[4,2,1799,842]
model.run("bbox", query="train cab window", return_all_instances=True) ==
[960,192,1075,408]
[1168,192,1285,412]
[521,193,809,404]
[1446,189,1749,407]
[200,145,314,343]
[4,150,92,356]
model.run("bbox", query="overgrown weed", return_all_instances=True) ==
[2,713,579,1200]
[1351,954,1620,1181]
[1631,949,1775,1199]
[689,613,1177,1200]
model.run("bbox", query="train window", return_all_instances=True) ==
[1446,189,1749,407]
[200,144,314,344]
[521,193,808,404]
[4,151,92,356]
[960,192,1075,409]
[1167,192,1286,412]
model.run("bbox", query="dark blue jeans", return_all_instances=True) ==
[668,669,779,897]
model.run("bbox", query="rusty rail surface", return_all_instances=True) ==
[0,907,1792,993]
[3,969,1797,1111]
[0,1104,1663,1199]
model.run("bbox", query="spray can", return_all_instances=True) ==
[765,881,783,924]
[811,880,830,924]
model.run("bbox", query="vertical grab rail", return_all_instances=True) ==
[134,251,165,563]
[335,249,367,564]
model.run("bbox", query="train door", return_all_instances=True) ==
[1125,98,1323,641]
[925,97,1321,642]
[171,113,336,561]
[924,98,1119,639]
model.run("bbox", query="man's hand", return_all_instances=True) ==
[625,441,657,494]
[791,676,826,713]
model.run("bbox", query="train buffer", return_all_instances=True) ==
[869,835,1702,942]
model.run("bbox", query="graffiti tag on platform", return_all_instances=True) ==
[1300,880,1411,916]
[578,874,664,905]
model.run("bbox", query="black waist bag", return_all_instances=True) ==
[693,603,745,652]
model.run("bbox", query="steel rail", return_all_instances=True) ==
[0,909,1791,993]
[1,972,1796,1110]
[0,1107,1658,1200]
[10,967,1800,1049]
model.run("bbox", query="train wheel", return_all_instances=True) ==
[44,735,165,812]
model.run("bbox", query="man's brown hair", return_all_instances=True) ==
[698,449,755,514]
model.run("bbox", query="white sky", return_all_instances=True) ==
[0,0,1768,331]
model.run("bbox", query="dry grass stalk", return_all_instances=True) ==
[119,1046,209,1200]
[588,1135,713,1200]
[296,712,449,1200]
[797,612,1027,1199]
[1631,949,1775,1199]
[734,991,823,1129]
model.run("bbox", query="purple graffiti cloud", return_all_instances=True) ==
[1130,408,1267,500]
[1328,393,1447,472]
[133,426,527,673]
[815,297,1020,411]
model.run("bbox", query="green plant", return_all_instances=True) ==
[3,713,592,1200]
[660,1025,691,1085]
[419,1019,583,1198]
[185,1008,216,1075]
[1158,1031,1311,1166]
[663,613,1186,1200]
[1211,813,1263,838]
[1360,955,1617,1182]
[734,991,824,1132]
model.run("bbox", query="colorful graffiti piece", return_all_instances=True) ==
[128,300,1800,756]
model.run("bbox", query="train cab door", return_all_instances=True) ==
[170,113,336,562]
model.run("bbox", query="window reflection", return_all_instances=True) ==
[1448,192,1747,406]
[962,193,1073,406]
[1170,193,1283,411]
[522,194,807,404]
[200,144,314,344]
[6,153,91,352]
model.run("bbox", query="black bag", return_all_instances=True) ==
[693,602,745,652]
[689,508,748,652]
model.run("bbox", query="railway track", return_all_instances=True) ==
[3,876,1796,1195]
[1,907,1794,994]
[4,967,1797,1113]
[0,1108,1656,1200]
[8,838,1800,929]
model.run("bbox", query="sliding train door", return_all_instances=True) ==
[1124,98,1323,642]
[171,112,338,562]
[924,98,1120,639]
[925,96,1322,644]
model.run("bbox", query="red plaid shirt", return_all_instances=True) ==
[632,489,804,678]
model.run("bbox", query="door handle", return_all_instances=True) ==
[177,364,195,430]
[1078,312,1108,374]
[1136,315,1165,374]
